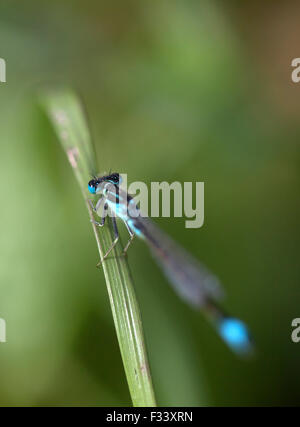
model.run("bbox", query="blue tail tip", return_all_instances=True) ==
[219,317,252,354]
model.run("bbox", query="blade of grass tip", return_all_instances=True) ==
[40,89,156,407]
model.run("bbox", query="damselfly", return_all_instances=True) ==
[88,173,252,355]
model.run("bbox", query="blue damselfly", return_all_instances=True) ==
[88,173,252,355]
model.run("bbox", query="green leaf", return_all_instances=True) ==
[40,89,156,407]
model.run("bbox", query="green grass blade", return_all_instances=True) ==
[40,89,156,407]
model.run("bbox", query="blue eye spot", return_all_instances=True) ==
[219,318,251,354]
[88,184,96,194]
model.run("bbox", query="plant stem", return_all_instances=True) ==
[41,89,156,407]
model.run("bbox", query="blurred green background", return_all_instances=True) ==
[0,0,300,406]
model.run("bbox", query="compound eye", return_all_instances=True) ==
[88,180,97,194]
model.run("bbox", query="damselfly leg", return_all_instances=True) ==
[90,201,108,227]
[123,221,135,256]
[93,214,119,264]
[88,195,105,213]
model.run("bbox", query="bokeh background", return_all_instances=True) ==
[0,0,300,406]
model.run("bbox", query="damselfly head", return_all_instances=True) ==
[88,172,121,194]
